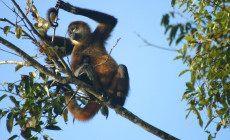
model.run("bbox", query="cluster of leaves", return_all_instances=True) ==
[0,72,67,140]
[1,1,110,139]
[161,0,230,139]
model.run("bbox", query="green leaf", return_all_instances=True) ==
[171,0,176,6]
[184,35,196,42]
[198,22,201,30]
[176,35,185,45]
[185,110,192,119]
[6,111,14,133]
[101,105,109,119]
[198,115,203,127]
[179,69,189,77]
[36,107,44,121]
[62,109,68,123]
[3,26,11,35]
[46,125,62,130]
[54,102,62,115]
[8,83,15,92]
[204,117,215,130]
[186,82,195,91]
[43,135,53,140]
[25,78,31,96]
[48,119,58,125]
[169,25,179,40]
[0,94,7,101]
[216,122,221,131]
[173,55,182,60]
[15,26,22,39]
[39,71,47,81]
[8,135,18,140]
[208,134,212,140]
[183,44,188,57]
[207,106,212,120]
[9,96,19,107]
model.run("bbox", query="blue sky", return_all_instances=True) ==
[0,0,229,140]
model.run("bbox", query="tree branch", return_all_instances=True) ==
[1,1,180,139]
[0,60,30,66]
[11,0,72,76]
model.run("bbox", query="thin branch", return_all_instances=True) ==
[1,0,37,40]
[115,107,179,140]
[0,18,36,42]
[0,35,180,140]
[0,60,31,66]
[0,48,21,57]
[135,32,177,52]
[11,0,72,76]
[94,38,121,68]
[0,36,59,81]
[206,0,230,14]
[1,1,180,139]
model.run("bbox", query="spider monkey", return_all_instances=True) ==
[45,1,129,121]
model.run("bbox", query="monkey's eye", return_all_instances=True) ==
[70,26,79,33]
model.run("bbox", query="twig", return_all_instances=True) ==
[0,48,21,57]
[11,0,73,76]
[0,36,59,81]
[0,18,36,43]
[206,0,230,14]
[2,0,37,40]
[94,38,121,68]
[0,60,30,66]
[29,123,49,139]
[135,32,177,52]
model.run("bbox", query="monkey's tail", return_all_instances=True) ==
[64,93,102,121]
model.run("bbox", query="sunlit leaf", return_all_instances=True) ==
[31,5,39,18]
[184,35,196,42]
[15,26,22,39]
[207,106,212,120]
[15,64,23,72]
[62,109,68,123]
[26,117,36,128]
[198,22,201,30]
[179,69,189,77]
[174,55,182,60]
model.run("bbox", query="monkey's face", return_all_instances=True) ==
[68,21,91,44]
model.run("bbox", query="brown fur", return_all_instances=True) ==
[42,4,129,121]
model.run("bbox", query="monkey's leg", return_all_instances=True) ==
[109,64,129,107]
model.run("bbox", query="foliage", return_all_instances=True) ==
[1,72,66,139]
[0,1,109,139]
[161,0,230,139]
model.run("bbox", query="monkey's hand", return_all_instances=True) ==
[74,64,97,84]
[56,0,80,14]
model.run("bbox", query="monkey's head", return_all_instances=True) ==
[68,21,91,44]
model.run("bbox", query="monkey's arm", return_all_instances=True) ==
[57,1,117,41]
[43,8,74,57]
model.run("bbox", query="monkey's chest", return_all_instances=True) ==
[91,55,118,85]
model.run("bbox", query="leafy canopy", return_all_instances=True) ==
[161,0,230,139]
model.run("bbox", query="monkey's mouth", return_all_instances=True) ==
[71,33,82,41]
